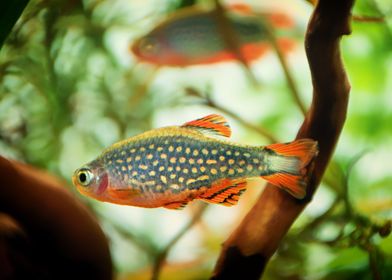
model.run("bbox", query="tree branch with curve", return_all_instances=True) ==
[211,0,354,278]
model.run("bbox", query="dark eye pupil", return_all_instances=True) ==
[79,173,87,183]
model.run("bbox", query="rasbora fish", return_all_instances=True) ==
[73,114,318,209]
[130,5,296,66]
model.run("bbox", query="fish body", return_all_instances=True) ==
[131,6,295,66]
[73,115,318,209]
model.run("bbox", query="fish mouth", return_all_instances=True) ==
[130,41,140,56]
[71,173,80,190]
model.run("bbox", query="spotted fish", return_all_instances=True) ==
[72,114,318,209]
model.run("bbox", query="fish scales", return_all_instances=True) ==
[167,16,223,55]
[165,12,265,56]
[101,135,266,194]
[73,114,318,209]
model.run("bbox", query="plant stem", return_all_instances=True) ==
[151,204,208,280]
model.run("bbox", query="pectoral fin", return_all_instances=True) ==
[107,188,140,200]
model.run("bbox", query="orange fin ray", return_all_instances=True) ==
[262,173,306,199]
[229,4,294,29]
[182,114,231,138]
[163,201,189,210]
[228,3,253,14]
[262,139,318,199]
[265,139,318,169]
[199,179,247,206]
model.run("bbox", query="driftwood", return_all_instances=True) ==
[0,157,112,279]
[212,0,353,278]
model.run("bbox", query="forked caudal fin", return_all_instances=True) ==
[261,139,318,199]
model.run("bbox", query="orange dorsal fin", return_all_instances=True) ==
[199,179,247,206]
[163,201,189,210]
[182,114,231,138]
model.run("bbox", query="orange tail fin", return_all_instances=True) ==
[261,139,318,199]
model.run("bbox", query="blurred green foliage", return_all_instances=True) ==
[0,0,391,279]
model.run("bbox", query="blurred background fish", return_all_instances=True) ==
[130,4,297,67]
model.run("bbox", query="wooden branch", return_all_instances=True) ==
[211,0,353,278]
[0,157,113,279]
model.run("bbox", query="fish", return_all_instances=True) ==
[130,5,296,67]
[72,114,318,210]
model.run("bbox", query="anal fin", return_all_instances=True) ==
[199,179,247,206]
[163,201,189,210]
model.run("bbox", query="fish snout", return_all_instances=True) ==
[73,166,109,197]
[131,35,162,62]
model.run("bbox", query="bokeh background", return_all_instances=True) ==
[0,0,391,279]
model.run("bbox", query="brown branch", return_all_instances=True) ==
[352,15,385,23]
[107,219,157,256]
[203,94,279,143]
[211,0,353,279]
[305,0,387,23]
[207,100,278,143]
[0,157,112,279]
[212,0,259,85]
[366,245,382,280]
[184,87,279,143]
[151,203,208,280]
[264,23,307,115]
[299,197,340,238]
[128,66,158,110]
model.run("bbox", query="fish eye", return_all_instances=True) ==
[139,36,160,55]
[77,168,94,187]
